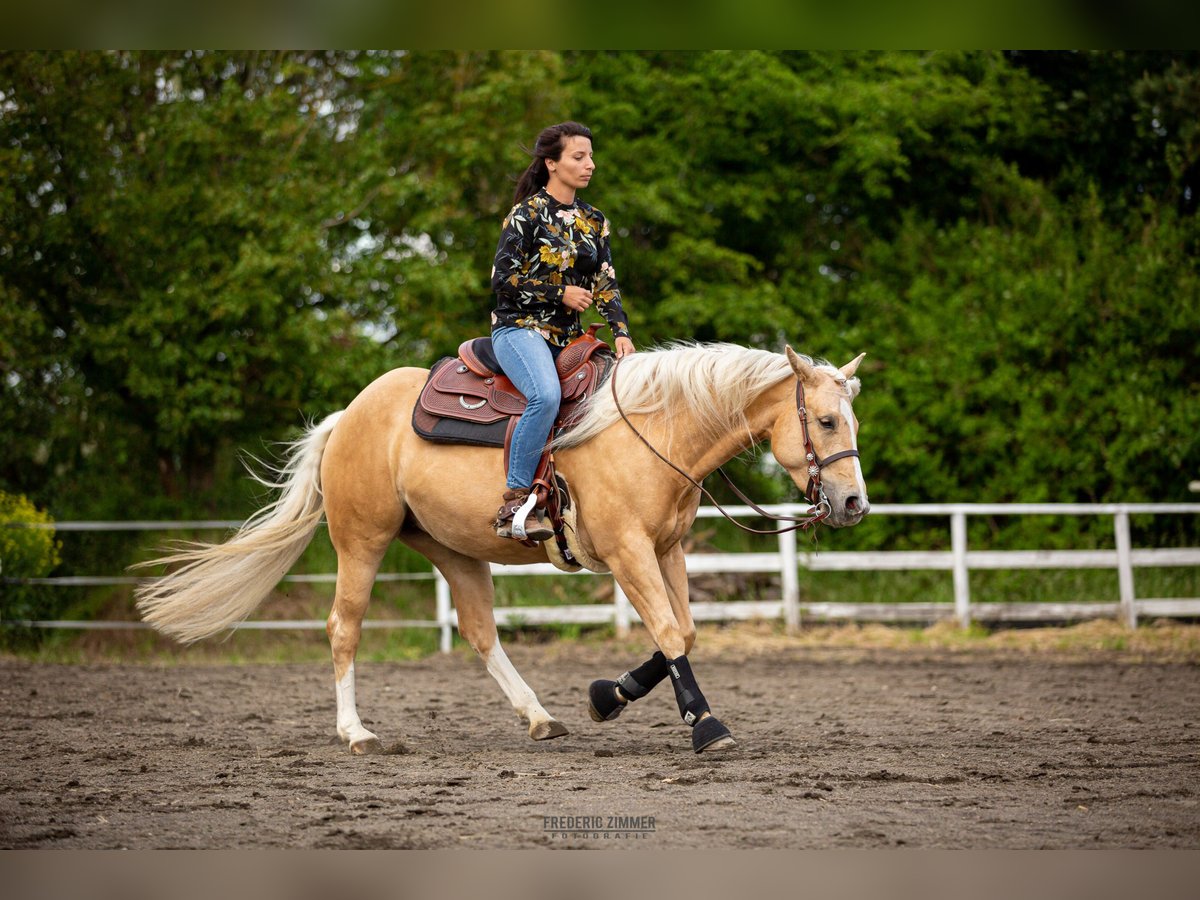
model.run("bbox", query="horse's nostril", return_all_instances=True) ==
[846,496,863,514]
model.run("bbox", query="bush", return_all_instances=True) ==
[0,490,62,646]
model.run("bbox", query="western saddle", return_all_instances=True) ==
[412,324,616,552]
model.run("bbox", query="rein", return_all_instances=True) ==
[608,355,860,535]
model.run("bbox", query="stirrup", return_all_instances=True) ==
[494,489,553,542]
[510,490,540,541]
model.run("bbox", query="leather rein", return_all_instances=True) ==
[609,355,860,535]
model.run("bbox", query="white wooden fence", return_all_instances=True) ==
[5,503,1199,652]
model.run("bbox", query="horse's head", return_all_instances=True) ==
[769,347,869,528]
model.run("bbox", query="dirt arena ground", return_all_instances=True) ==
[2,641,1198,849]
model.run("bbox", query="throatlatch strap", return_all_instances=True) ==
[616,651,669,700]
[666,655,710,727]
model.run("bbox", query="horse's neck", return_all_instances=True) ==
[663,378,790,480]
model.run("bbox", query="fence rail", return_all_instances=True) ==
[4,503,1199,651]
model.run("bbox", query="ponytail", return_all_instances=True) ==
[511,121,594,206]
[513,157,549,205]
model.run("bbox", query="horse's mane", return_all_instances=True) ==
[554,342,820,451]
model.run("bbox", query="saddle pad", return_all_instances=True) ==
[412,359,509,447]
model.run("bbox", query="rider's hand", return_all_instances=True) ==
[562,286,593,312]
[614,336,635,358]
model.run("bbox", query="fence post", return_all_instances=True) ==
[613,578,631,638]
[1114,509,1137,629]
[779,526,800,633]
[951,510,970,629]
[435,570,453,653]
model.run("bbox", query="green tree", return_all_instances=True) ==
[2,50,1197,542]
[1,52,389,511]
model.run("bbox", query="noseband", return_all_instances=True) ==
[610,357,861,535]
[791,379,861,520]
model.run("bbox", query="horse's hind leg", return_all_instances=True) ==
[400,532,568,741]
[327,535,393,755]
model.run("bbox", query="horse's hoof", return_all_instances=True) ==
[530,719,570,741]
[692,716,736,754]
[587,680,625,722]
[350,737,384,755]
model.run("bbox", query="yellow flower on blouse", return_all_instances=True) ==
[490,187,631,347]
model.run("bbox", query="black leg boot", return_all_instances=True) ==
[588,651,669,722]
[666,655,736,753]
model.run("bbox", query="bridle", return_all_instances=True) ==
[609,355,860,535]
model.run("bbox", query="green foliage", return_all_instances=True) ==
[857,199,1200,511]
[0,491,62,644]
[0,491,61,581]
[1,50,1197,560]
[0,52,395,512]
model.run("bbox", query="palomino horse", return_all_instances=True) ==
[136,343,868,754]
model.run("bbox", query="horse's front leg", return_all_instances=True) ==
[588,541,694,719]
[598,541,735,753]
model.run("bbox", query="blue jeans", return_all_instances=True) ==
[491,326,562,489]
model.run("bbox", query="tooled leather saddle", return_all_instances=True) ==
[412,324,615,551]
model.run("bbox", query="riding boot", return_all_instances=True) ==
[494,488,553,542]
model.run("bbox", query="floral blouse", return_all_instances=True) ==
[490,188,631,348]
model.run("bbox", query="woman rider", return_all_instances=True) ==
[490,121,635,541]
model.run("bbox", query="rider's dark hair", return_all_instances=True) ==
[512,121,593,205]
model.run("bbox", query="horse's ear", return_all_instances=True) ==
[786,346,816,382]
[840,353,866,379]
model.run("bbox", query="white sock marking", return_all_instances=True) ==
[335,663,378,745]
[485,644,551,726]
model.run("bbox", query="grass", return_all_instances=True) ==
[492,572,613,608]
[797,566,1200,607]
[4,617,443,666]
[6,619,1200,666]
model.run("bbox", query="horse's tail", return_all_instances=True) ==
[134,412,344,644]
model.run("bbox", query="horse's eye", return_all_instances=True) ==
[819,417,835,429]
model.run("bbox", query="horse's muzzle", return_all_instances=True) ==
[827,493,870,528]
